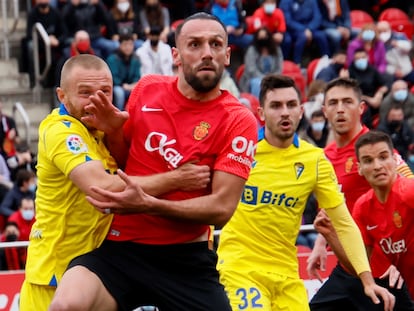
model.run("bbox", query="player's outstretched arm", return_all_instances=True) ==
[325,204,395,310]
[87,169,245,227]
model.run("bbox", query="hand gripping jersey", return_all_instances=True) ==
[25,105,116,286]
[107,75,258,244]
[353,177,414,298]
[217,131,344,277]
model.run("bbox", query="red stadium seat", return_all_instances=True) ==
[306,58,320,86]
[239,92,264,127]
[170,19,184,32]
[245,16,257,34]
[235,64,245,86]
[350,10,374,29]
[282,60,302,75]
[379,8,410,22]
[389,20,414,40]
[282,61,306,100]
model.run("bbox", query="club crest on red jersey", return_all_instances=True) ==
[345,157,353,173]
[393,211,403,228]
[193,121,210,141]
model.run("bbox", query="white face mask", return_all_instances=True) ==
[379,31,391,42]
[311,121,325,132]
[21,209,35,221]
[117,2,130,13]
[396,40,412,53]
[264,3,276,14]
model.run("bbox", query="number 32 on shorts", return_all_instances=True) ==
[235,287,264,309]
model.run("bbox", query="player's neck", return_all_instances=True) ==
[334,123,363,148]
[373,184,393,203]
[265,130,293,149]
[179,84,222,102]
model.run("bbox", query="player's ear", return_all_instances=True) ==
[357,162,362,176]
[258,106,265,122]
[172,47,181,67]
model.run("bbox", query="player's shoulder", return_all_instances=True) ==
[136,74,175,90]
[221,92,258,124]
[396,177,414,200]
[297,138,326,158]
[354,190,373,210]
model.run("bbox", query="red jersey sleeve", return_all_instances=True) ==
[214,99,258,180]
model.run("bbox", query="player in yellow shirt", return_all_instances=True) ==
[19,54,210,311]
[217,74,395,311]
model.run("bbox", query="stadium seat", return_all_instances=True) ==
[388,20,414,40]
[350,10,374,29]
[378,8,410,22]
[245,16,257,34]
[239,92,264,127]
[306,58,320,86]
[235,64,245,86]
[282,61,306,100]
[170,19,184,32]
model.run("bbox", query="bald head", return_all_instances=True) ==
[377,21,391,33]
[60,54,111,90]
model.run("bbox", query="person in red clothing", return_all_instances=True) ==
[251,0,287,46]
[49,12,257,311]
[0,197,35,270]
[352,130,414,299]
[307,77,414,310]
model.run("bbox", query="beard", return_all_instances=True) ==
[183,63,223,93]
[184,71,221,93]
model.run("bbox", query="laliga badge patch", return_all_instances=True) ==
[66,135,88,154]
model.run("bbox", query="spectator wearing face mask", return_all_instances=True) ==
[239,27,283,99]
[348,48,388,129]
[139,0,171,44]
[303,79,326,122]
[54,30,95,90]
[346,23,387,74]
[135,26,173,76]
[380,80,414,131]
[108,0,144,50]
[377,105,414,161]
[61,0,119,59]
[251,0,290,58]
[299,109,331,148]
[315,49,348,82]
[376,21,414,85]
[0,197,35,270]
[0,169,36,219]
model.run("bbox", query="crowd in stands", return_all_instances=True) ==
[21,0,414,109]
[4,0,414,269]
[0,100,37,270]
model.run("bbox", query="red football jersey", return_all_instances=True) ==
[353,177,414,297]
[108,75,258,244]
[325,126,391,275]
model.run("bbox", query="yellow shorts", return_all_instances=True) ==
[219,268,310,311]
[19,280,56,311]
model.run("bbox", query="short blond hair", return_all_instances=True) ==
[60,54,110,89]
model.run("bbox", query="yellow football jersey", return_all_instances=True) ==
[217,133,344,277]
[25,106,116,286]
